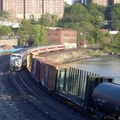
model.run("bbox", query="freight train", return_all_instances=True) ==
[27,56,120,120]
[10,44,120,119]
[10,44,65,71]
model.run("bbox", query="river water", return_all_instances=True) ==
[66,56,120,84]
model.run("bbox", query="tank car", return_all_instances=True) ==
[92,82,120,118]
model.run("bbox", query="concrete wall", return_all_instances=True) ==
[0,39,18,46]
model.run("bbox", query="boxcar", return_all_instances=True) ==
[40,61,70,91]
[30,57,51,82]
[56,69,113,109]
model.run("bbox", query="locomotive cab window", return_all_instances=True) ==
[11,55,22,58]
[17,55,22,57]
[11,55,16,57]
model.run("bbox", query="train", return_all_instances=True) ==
[10,44,65,71]
[9,44,120,119]
[26,56,120,120]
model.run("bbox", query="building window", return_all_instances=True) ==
[50,38,56,43]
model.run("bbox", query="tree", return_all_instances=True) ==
[0,25,12,36]
[0,10,10,19]
[19,19,33,35]
[110,6,120,30]
[102,37,111,45]
[98,5,106,13]
[89,30,104,44]
[86,3,99,13]
[85,3,106,29]
[105,6,112,21]
[29,24,46,46]
[64,1,70,9]
[38,13,60,27]
[68,3,90,23]
[58,3,91,28]
[111,20,120,30]
[78,22,95,40]
[92,15,105,29]
[17,29,26,45]
[86,3,106,13]
[114,32,120,48]
[17,19,33,45]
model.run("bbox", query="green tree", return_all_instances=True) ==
[101,33,113,45]
[85,3,106,29]
[78,22,95,40]
[0,25,12,36]
[19,19,33,35]
[102,37,111,45]
[38,13,60,27]
[86,3,99,13]
[114,32,120,48]
[17,19,33,45]
[105,6,112,21]
[89,30,104,44]
[17,29,26,45]
[0,10,10,19]
[64,1,70,8]
[98,5,106,13]
[29,24,46,46]
[111,20,120,30]
[92,14,105,29]
[68,3,90,23]
[86,3,106,13]
[110,6,120,30]
[58,3,91,28]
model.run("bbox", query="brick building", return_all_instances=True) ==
[78,40,88,47]
[66,0,120,6]
[92,0,108,6]
[46,30,77,48]
[0,0,64,20]
[91,0,120,6]
[113,0,120,4]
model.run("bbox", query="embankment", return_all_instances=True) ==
[44,49,113,63]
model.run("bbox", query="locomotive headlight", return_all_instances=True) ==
[18,58,22,64]
[13,58,22,66]
[10,61,15,66]
[15,61,19,65]
[16,58,22,65]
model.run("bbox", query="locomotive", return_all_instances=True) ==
[10,48,30,71]
[10,44,65,71]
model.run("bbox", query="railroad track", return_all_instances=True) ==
[9,69,89,120]
[0,54,10,64]
[39,46,101,57]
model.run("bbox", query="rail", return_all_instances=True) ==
[9,70,88,120]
